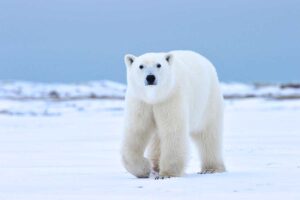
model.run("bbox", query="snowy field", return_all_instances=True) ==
[0,82,300,199]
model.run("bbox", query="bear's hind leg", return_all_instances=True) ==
[192,124,225,174]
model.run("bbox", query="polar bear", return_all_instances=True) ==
[121,50,225,179]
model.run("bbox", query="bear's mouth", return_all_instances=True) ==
[145,82,157,86]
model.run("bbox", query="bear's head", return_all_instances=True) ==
[124,52,176,104]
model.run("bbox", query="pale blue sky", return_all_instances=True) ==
[0,0,299,83]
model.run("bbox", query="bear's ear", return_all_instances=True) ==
[124,54,136,67]
[165,53,173,65]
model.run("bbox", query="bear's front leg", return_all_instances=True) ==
[153,97,188,178]
[122,130,152,178]
[121,100,154,178]
[159,127,188,178]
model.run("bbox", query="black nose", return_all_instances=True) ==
[146,75,156,85]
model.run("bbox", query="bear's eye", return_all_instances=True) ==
[156,64,161,68]
[139,65,144,69]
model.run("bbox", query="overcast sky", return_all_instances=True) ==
[0,0,299,83]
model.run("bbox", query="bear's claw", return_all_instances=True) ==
[198,169,216,174]
[198,167,225,174]
[149,170,171,180]
[154,175,171,180]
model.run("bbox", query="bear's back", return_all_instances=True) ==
[170,50,218,132]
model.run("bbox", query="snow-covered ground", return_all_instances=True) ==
[0,82,300,199]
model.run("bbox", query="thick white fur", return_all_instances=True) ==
[122,50,225,178]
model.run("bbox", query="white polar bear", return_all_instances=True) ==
[121,50,225,178]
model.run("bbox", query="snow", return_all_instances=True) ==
[0,82,300,199]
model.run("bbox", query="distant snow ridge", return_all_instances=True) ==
[0,80,126,101]
[222,83,300,100]
[0,81,299,101]
[0,81,299,116]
